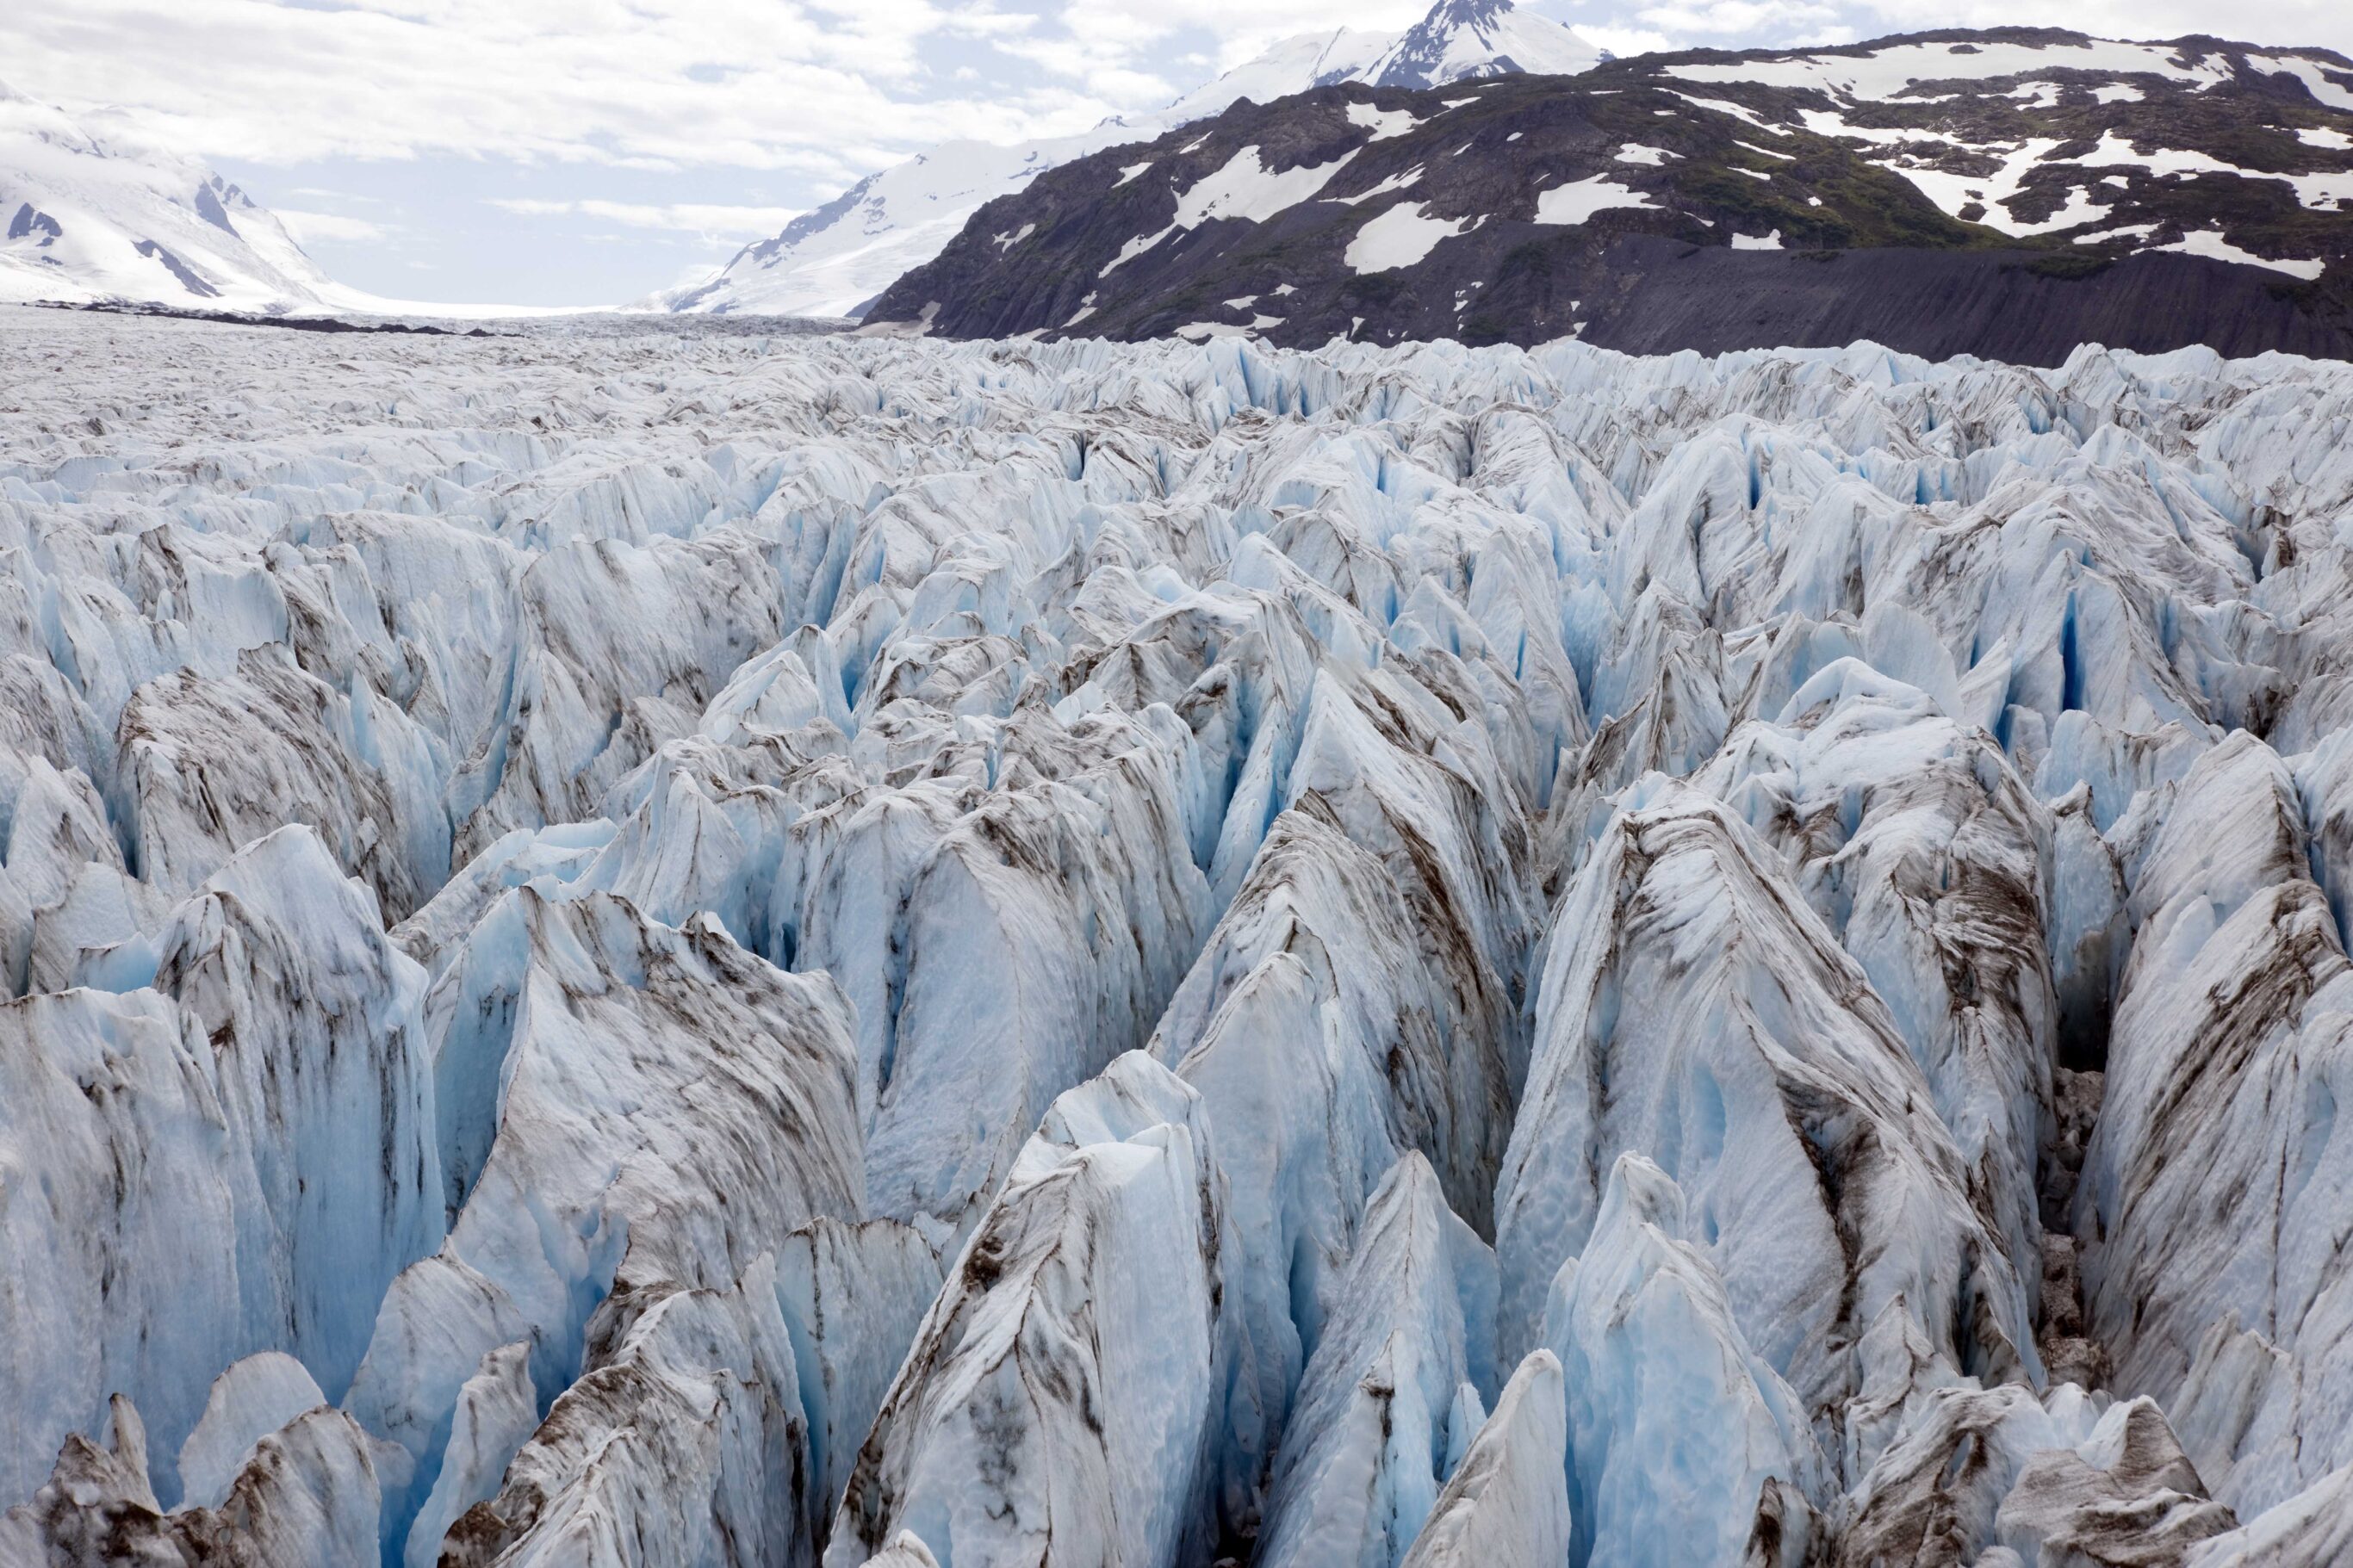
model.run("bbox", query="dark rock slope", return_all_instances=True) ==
[865,28,2353,363]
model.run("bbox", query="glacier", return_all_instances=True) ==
[3,304,2353,1566]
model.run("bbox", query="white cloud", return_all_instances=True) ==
[272,208,388,244]
[1576,23,1681,54]
[1557,0,2353,53]
[1634,0,1842,35]
[0,0,1134,175]
[487,198,805,241]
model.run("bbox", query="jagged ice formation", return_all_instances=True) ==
[3,307,2353,1565]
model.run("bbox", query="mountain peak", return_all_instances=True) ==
[0,89,335,309]
[1421,0,1518,28]
[1367,0,1599,89]
[661,0,1599,318]
[862,27,2353,359]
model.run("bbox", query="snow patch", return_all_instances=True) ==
[1532,175,1661,225]
[1347,102,1424,140]
[1345,201,1469,272]
[2157,225,2326,277]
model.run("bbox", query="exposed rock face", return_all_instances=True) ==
[866,29,2353,361]
[5,312,2353,1564]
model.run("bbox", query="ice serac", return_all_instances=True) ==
[1252,1154,1498,1568]
[2075,732,2353,1518]
[827,1053,1227,1568]
[433,1252,812,1568]
[346,889,864,1563]
[0,987,269,1508]
[116,647,449,920]
[451,527,795,863]
[1836,1384,2231,1568]
[115,827,442,1413]
[1394,1350,1571,1568]
[0,826,436,1509]
[13,316,2353,1562]
[2191,1464,2353,1567]
[774,1219,947,1532]
[1150,796,1512,1517]
[0,1392,382,1567]
[1693,660,2059,1284]
[177,1352,331,1511]
[403,1341,535,1568]
[851,737,1213,1236]
[1494,783,2038,1446]
[1543,1154,1825,1568]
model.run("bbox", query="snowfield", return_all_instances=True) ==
[4,307,2353,1566]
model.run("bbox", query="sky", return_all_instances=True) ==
[4,0,2350,307]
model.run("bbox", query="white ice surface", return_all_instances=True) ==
[3,312,2353,1565]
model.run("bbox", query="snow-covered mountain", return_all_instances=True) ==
[0,77,341,312]
[658,0,1597,318]
[1361,0,1603,86]
[8,310,2353,1565]
[867,28,2353,360]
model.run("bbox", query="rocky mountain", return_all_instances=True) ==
[863,28,2353,363]
[9,302,2353,1565]
[0,77,342,312]
[656,0,1596,319]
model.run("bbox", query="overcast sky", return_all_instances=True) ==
[5,0,2348,307]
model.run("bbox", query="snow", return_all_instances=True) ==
[8,310,2353,1562]
[2157,225,2327,278]
[2250,54,2353,112]
[1873,137,2119,237]
[1532,175,1660,225]
[1361,0,1599,90]
[1662,91,1792,136]
[659,132,1133,318]
[2300,127,2353,151]
[1334,166,1428,206]
[1106,145,1361,276]
[1348,102,1425,141]
[1346,202,1469,272]
[1665,39,2236,102]
[667,0,1597,318]
[1730,228,1784,248]
[0,83,334,313]
[1614,143,1674,164]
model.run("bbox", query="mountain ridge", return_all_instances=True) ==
[0,77,341,313]
[655,0,1598,319]
[857,28,2353,363]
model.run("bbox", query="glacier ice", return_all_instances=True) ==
[1541,1154,1824,1568]
[1394,1351,1571,1568]
[7,310,2353,1564]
